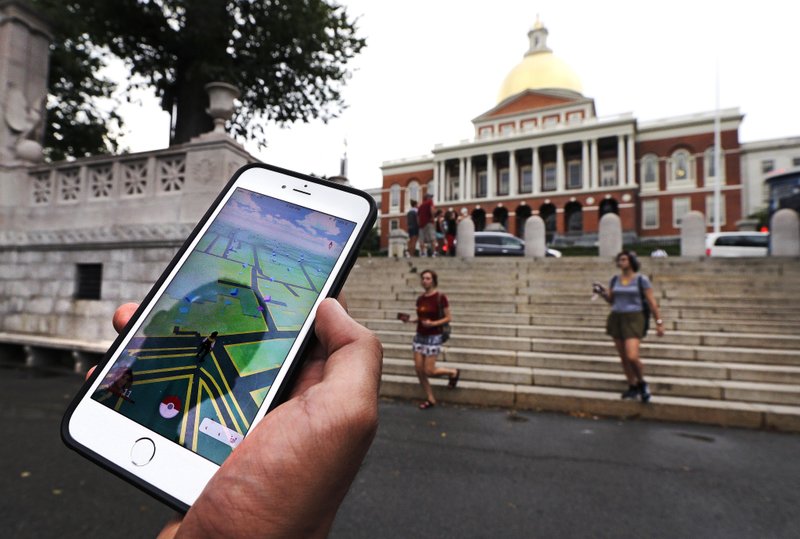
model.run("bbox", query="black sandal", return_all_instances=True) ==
[418,400,435,410]
[448,369,460,389]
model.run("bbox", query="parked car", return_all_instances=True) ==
[473,231,562,257]
[705,232,769,257]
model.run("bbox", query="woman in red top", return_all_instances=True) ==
[404,269,459,409]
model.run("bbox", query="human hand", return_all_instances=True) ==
[97,296,383,539]
[420,319,434,328]
[656,324,665,337]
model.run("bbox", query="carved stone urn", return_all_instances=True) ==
[204,82,241,134]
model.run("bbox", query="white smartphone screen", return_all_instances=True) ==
[90,186,356,465]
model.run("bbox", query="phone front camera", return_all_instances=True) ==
[282,185,286,189]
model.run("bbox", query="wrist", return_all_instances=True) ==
[656,319,663,325]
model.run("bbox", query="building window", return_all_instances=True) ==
[704,147,726,185]
[75,263,103,300]
[520,166,533,193]
[478,126,493,138]
[407,180,420,208]
[390,219,399,231]
[600,161,617,187]
[542,164,557,191]
[641,154,659,190]
[500,123,514,136]
[389,184,400,211]
[793,157,800,168]
[567,161,582,189]
[672,197,691,228]
[476,171,488,197]
[705,195,726,227]
[671,150,692,183]
[521,119,537,131]
[566,111,583,123]
[642,199,659,230]
[761,160,775,174]
[498,168,510,196]
[543,115,559,128]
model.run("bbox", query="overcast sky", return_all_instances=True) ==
[113,0,800,190]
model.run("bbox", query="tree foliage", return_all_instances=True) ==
[32,0,365,158]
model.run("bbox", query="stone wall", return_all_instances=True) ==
[0,243,180,345]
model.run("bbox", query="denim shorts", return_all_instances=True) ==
[412,333,443,356]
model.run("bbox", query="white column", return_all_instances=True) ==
[627,135,635,186]
[509,150,518,197]
[487,153,495,199]
[459,158,466,201]
[465,157,473,200]
[581,140,589,190]
[556,143,565,192]
[591,139,599,189]
[617,135,626,187]
[432,160,439,200]
[532,147,541,195]
[438,161,445,201]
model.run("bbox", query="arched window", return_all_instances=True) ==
[704,147,726,186]
[670,149,693,184]
[389,184,400,211]
[640,154,659,191]
[407,180,420,209]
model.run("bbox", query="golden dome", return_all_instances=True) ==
[497,22,583,103]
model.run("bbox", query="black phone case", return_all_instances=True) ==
[61,162,378,513]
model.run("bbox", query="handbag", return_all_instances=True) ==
[437,293,451,343]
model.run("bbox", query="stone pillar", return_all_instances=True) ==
[388,228,409,258]
[458,158,466,201]
[556,143,565,192]
[617,136,626,187]
[456,217,475,258]
[627,135,635,185]
[486,153,495,199]
[509,150,518,197]
[432,161,439,201]
[24,344,56,369]
[532,147,541,195]
[465,157,473,200]
[590,139,599,189]
[598,213,622,258]
[524,215,547,258]
[770,208,800,257]
[680,211,706,257]
[72,350,94,375]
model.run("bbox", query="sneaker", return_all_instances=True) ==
[639,382,651,403]
[621,385,639,400]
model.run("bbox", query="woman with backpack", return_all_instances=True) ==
[595,251,664,402]
[403,269,459,409]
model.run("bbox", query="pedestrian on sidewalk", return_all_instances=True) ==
[418,193,437,256]
[403,269,459,409]
[595,251,664,402]
[406,199,419,256]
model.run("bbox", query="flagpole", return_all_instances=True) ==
[713,59,722,234]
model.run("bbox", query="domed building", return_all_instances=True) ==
[378,20,793,252]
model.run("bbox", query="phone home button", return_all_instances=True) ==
[130,437,156,466]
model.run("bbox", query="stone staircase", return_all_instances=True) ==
[343,256,800,432]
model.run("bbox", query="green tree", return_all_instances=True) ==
[32,0,365,159]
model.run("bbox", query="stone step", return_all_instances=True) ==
[379,374,800,432]
[361,319,800,350]
[383,359,800,405]
[377,334,800,366]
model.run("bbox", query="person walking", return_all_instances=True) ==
[404,269,459,409]
[195,331,218,363]
[596,251,664,402]
[418,193,437,256]
[434,209,445,255]
[406,199,419,256]
[444,209,457,256]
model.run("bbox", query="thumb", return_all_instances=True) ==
[314,298,382,396]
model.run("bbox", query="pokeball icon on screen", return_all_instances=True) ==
[159,395,182,419]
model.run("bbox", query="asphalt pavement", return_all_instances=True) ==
[2,364,798,538]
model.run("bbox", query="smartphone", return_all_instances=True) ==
[396,312,410,322]
[62,163,377,511]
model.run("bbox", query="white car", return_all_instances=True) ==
[705,232,769,257]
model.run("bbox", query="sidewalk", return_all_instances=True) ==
[2,365,798,538]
